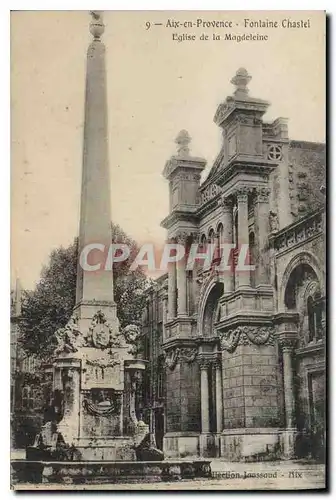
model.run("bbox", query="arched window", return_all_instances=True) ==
[200,234,207,252]
[307,296,315,342]
[208,229,215,244]
[314,291,323,340]
[215,224,223,262]
[208,229,216,267]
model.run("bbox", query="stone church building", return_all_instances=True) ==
[141,68,326,461]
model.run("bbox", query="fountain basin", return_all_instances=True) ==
[11,459,212,485]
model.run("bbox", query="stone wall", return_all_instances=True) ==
[222,344,281,430]
[289,141,326,219]
[166,360,201,433]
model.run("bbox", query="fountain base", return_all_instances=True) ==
[11,459,212,485]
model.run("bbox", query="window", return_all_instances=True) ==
[307,293,324,342]
[22,386,34,410]
[313,292,323,341]
[22,356,37,373]
[267,144,282,161]
[307,296,315,342]
[157,356,165,399]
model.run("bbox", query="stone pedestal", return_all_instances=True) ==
[220,428,282,461]
[281,428,297,460]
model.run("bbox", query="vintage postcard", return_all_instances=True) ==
[11,10,326,490]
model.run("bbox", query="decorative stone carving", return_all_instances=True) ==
[267,144,283,161]
[235,186,250,203]
[53,314,84,355]
[219,328,242,353]
[165,348,179,370]
[201,183,220,205]
[277,332,297,352]
[231,67,252,96]
[198,358,212,370]
[164,346,198,370]
[175,232,191,245]
[271,209,323,253]
[175,130,191,157]
[86,355,120,369]
[269,210,279,233]
[179,347,198,363]
[122,324,140,354]
[245,326,273,345]
[255,187,270,203]
[82,389,122,417]
[89,11,105,40]
[213,100,235,126]
[85,310,122,350]
[219,325,274,353]
[219,195,233,212]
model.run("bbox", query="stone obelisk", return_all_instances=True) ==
[74,11,118,333]
[40,12,149,462]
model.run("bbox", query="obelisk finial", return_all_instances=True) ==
[89,11,105,39]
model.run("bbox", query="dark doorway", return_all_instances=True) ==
[154,408,164,450]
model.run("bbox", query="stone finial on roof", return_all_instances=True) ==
[89,11,105,40]
[175,130,191,157]
[231,68,252,96]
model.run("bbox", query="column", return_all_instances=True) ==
[200,360,210,433]
[220,196,234,293]
[255,187,271,286]
[176,234,188,317]
[278,333,297,459]
[215,361,223,433]
[130,373,138,426]
[236,187,251,288]
[282,346,296,429]
[167,241,177,320]
[162,294,168,340]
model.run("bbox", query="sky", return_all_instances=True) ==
[11,10,325,289]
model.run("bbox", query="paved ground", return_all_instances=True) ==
[12,457,326,491]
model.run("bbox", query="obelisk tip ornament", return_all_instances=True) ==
[89,11,105,39]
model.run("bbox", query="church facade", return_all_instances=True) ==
[141,68,326,461]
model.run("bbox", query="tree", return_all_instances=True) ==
[20,223,152,359]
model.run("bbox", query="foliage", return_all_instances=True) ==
[19,223,152,359]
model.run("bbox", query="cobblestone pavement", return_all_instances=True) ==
[13,459,326,491]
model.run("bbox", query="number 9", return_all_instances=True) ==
[146,21,150,30]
